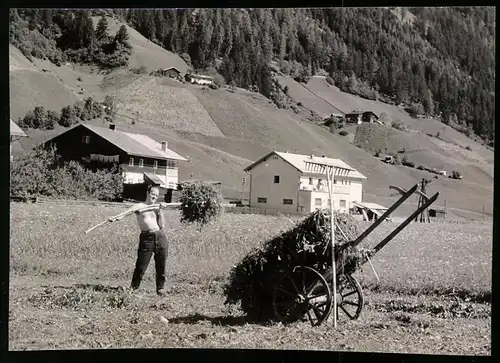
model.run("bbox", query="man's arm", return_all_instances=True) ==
[109,203,143,222]
[156,209,165,230]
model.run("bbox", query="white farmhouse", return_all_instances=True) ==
[244,151,367,214]
[186,73,214,85]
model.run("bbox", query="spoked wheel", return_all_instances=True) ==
[336,274,364,321]
[272,266,333,326]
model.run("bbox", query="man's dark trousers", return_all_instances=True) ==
[131,230,168,292]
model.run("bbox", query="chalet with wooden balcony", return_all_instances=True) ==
[42,123,187,190]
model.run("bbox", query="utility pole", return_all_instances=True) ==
[242,176,246,203]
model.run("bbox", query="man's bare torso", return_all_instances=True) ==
[135,203,161,231]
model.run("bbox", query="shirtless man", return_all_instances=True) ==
[108,185,169,296]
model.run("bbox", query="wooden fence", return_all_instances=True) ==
[11,197,493,225]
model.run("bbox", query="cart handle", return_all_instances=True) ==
[371,191,439,254]
[352,183,418,246]
[390,185,430,201]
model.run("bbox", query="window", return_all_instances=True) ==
[309,177,313,185]
[274,175,280,183]
[340,200,346,208]
[82,135,90,144]
[167,160,176,169]
[315,198,322,207]
[139,159,144,167]
[283,199,293,205]
[257,197,267,203]
[129,157,134,166]
[334,179,337,184]
[153,160,158,169]
[272,155,279,160]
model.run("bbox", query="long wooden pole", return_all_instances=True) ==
[84,203,176,234]
[325,167,337,328]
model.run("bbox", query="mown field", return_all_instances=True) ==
[9,202,492,354]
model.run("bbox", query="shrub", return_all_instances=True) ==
[391,121,403,130]
[339,130,349,136]
[10,145,124,201]
[178,181,224,230]
[326,76,334,86]
[407,103,425,117]
[59,105,78,127]
[401,156,415,168]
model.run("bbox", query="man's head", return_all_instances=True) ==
[146,185,160,204]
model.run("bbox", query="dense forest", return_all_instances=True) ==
[9,8,495,144]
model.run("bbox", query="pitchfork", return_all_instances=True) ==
[304,158,353,328]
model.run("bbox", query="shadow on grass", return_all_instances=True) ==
[168,312,251,326]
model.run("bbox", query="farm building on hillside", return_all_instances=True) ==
[42,123,188,192]
[185,73,214,85]
[345,111,380,124]
[10,118,28,160]
[244,151,367,214]
[429,208,446,219]
[151,67,182,79]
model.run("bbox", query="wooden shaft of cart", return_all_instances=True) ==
[371,191,439,255]
[351,183,419,247]
[304,159,354,329]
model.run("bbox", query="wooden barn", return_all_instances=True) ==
[345,111,380,124]
[152,67,182,78]
[429,208,446,219]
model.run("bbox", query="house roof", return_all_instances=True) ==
[353,201,388,211]
[346,110,379,119]
[10,119,28,137]
[143,172,164,185]
[244,151,367,179]
[162,67,181,73]
[72,124,187,161]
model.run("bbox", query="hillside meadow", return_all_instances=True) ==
[8,202,492,353]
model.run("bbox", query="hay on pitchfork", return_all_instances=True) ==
[222,209,367,322]
[178,180,224,230]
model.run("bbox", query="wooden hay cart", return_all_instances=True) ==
[270,183,439,327]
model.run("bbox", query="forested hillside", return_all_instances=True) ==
[9,7,495,144]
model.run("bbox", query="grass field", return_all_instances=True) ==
[9,202,492,354]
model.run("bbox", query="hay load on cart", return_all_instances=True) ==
[223,209,366,323]
[223,183,439,327]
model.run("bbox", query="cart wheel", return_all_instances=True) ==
[272,266,333,326]
[336,274,364,320]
